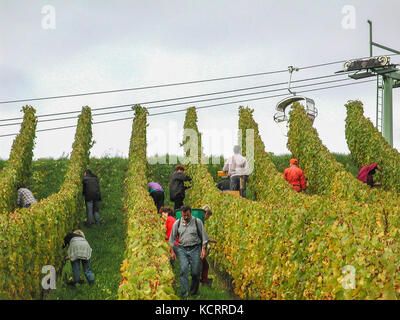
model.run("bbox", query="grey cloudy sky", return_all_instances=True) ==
[0,0,399,160]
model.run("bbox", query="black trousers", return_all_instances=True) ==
[230,175,248,198]
[150,191,164,213]
[173,197,184,211]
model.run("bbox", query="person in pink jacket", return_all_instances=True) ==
[357,163,382,187]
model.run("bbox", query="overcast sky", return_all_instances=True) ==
[1,0,399,161]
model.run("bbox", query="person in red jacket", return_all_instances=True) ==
[160,206,178,266]
[160,206,177,243]
[284,158,306,192]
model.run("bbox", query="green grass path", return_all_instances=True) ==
[41,157,234,300]
[171,259,237,300]
[149,163,236,300]
[46,158,128,299]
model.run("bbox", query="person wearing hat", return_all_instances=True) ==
[284,158,306,192]
[169,165,192,210]
[63,230,95,286]
[357,163,382,187]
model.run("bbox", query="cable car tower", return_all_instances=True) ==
[338,20,400,146]
[273,66,318,133]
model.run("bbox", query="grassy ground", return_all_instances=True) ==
[29,158,69,200]
[171,260,237,300]
[332,153,359,177]
[45,157,128,300]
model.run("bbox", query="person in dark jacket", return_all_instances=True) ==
[82,169,102,227]
[169,165,191,210]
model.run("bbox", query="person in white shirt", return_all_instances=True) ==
[63,230,94,286]
[17,187,37,208]
[222,145,250,197]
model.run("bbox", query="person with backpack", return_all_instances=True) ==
[169,205,210,299]
[63,230,95,286]
[169,165,192,210]
[82,169,102,227]
[148,181,165,213]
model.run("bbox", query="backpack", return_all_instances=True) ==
[177,217,203,245]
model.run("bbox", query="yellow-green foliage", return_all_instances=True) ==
[118,105,177,300]
[344,100,400,260]
[186,106,400,299]
[283,102,400,299]
[0,107,93,299]
[238,106,306,203]
[0,106,37,214]
[287,102,373,201]
[345,100,400,193]
[184,107,332,299]
[183,107,287,299]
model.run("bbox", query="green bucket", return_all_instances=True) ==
[175,208,205,223]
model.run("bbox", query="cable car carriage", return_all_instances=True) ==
[273,66,318,126]
[274,96,318,123]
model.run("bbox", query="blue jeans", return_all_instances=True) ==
[174,244,202,298]
[71,259,95,284]
[85,200,101,225]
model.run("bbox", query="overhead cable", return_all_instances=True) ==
[0,79,375,138]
